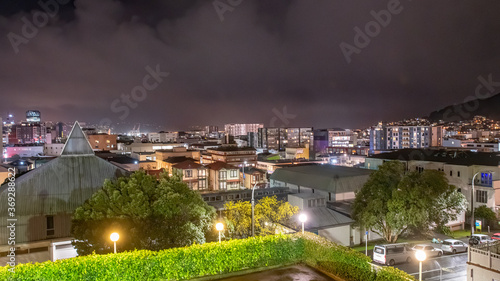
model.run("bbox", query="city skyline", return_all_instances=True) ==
[1,1,500,129]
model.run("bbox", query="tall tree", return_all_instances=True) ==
[223,196,299,238]
[71,171,216,255]
[353,161,467,242]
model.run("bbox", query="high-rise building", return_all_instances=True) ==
[431,126,444,147]
[257,127,313,152]
[224,123,263,136]
[370,123,430,151]
[26,110,41,123]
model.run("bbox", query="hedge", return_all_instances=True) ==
[0,233,414,281]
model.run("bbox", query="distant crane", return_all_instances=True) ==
[129,124,141,136]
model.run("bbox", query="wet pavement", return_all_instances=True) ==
[214,264,334,281]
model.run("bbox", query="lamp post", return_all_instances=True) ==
[216,222,224,243]
[110,232,119,254]
[415,250,426,281]
[471,170,493,235]
[241,161,247,188]
[299,213,307,234]
[251,183,257,236]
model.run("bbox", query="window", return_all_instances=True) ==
[230,170,238,177]
[185,170,193,178]
[46,216,54,236]
[329,192,332,201]
[199,170,206,177]
[457,171,460,177]
[450,171,452,176]
[219,182,227,190]
[481,172,493,186]
[198,180,206,189]
[476,190,487,203]
[219,171,227,180]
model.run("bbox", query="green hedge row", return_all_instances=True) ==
[0,233,413,281]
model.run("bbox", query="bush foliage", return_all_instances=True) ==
[0,233,413,281]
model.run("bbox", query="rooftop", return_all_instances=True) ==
[271,165,373,193]
[368,148,500,166]
[173,159,204,170]
[206,161,238,171]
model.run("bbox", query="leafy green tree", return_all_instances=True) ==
[353,161,467,242]
[474,205,497,228]
[71,171,216,255]
[223,196,299,238]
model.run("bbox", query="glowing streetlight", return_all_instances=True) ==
[415,250,426,281]
[110,232,119,254]
[216,222,224,243]
[299,213,307,234]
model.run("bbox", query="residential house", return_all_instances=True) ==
[172,159,208,191]
[206,161,240,191]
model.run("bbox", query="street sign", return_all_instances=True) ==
[476,220,482,231]
[365,231,368,235]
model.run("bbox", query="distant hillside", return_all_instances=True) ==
[428,92,500,122]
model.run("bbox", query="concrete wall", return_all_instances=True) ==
[319,225,351,246]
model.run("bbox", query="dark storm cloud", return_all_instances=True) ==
[0,0,500,131]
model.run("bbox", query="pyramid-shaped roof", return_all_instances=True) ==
[61,121,94,156]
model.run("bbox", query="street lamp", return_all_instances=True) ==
[415,250,426,281]
[251,183,257,236]
[471,170,493,235]
[216,222,224,243]
[110,232,119,254]
[299,213,307,234]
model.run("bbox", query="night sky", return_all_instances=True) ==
[1,0,500,130]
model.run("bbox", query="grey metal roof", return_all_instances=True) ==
[0,156,127,216]
[271,165,373,193]
[60,121,94,156]
[299,207,354,230]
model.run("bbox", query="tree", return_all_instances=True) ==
[352,161,467,243]
[71,171,216,255]
[223,196,299,238]
[474,205,497,228]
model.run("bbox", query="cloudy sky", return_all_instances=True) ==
[0,0,499,131]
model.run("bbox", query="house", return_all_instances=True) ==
[172,159,208,191]
[202,146,257,167]
[0,122,128,264]
[240,167,267,189]
[206,161,240,191]
[156,147,201,170]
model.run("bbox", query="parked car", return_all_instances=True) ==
[411,244,443,257]
[442,239,468,254]
[469,234,495,245]
[492,233,500,240]
[373,243,413,266]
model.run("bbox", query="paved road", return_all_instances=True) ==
[215,264,334,281]
[393,252,467,281]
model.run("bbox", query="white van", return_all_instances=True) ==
[373,243,413,266]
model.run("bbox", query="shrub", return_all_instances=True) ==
[0,233,413,281]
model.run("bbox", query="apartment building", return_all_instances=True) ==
[224,123,263,136]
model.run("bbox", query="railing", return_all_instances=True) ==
[468,241,500,270]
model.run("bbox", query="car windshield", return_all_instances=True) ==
[374,247,384,254]
[493,234,500,238]
[443,241,452,245]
